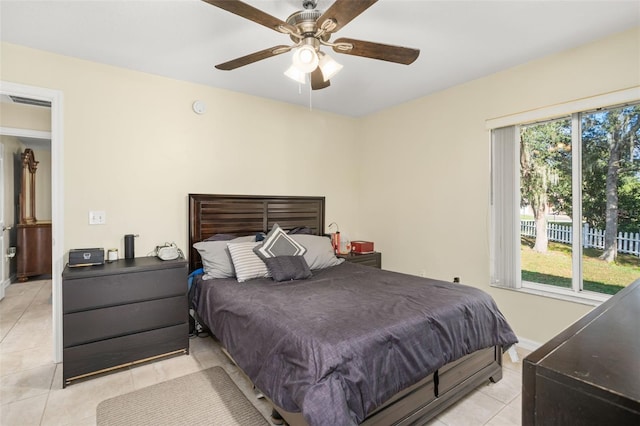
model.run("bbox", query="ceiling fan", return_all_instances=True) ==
[203,0,420,90]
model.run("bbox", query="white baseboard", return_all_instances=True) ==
[516,336,542,352]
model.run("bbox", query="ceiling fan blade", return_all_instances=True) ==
[311,67,330,90]
[317,0,378,33]
[332,38,420,65]
[202,0,297,34]
[215,45,292,71]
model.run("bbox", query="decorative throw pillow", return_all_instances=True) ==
[227,241,270,282]
[289,234,344,270]
[264,256,312,282]
[193,235,255,279]
[254,223,307,260]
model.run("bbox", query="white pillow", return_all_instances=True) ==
[289,235,344,270]
[193,235,255,279]
[227,241,270,282]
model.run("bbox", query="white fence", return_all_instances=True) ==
[521,220,640,257]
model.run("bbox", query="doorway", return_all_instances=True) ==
[0,81,64,363]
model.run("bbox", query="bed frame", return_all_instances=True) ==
[188,193,504,426]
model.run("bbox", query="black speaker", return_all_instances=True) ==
[124,234,135,259]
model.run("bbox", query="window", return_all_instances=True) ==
[491,103,640,301]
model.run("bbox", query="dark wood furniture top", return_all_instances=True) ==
[62,257,188,387]
[188,193,504,426]
[523,278,640,425]
[338,251,382,268]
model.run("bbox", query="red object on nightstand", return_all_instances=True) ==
[351,241,374,254]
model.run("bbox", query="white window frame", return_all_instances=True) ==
[488,87,640,306]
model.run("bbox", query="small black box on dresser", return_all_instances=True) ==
[62,257,188,387]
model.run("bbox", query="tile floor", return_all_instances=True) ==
[1,279,529,425]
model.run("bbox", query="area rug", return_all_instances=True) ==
[96,366,269,426]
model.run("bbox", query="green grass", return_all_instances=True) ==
[520,237,640,295]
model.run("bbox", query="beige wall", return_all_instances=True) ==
[0,42,362,262]
[358,27,640,343]
[1,26,638,344]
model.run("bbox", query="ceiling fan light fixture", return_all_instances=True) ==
[284,64,307,84]
[318,53,343,82]
[292,45,319,73]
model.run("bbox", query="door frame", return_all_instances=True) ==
[0,140,5,300]
[0,81,64,363]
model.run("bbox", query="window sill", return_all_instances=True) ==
[491,281,610,307]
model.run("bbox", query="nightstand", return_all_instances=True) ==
[337,252,382,269]
[62,257,188,387]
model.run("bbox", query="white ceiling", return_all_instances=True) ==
[1,0,639,117]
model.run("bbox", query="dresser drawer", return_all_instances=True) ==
[63,265,186,313]
[63,295,187,347]
[63,323,188,384]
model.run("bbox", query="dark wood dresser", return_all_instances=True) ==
[338,251,382,268]
[523,278,640,425]
[17,222,52,281]
[62,257,188,387]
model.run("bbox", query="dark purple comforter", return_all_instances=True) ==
[192,262,517,425]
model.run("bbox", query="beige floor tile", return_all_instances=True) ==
[426,418,448,426]
[3,281,45,298]
[502,346,531,374]
[437,388,506,426]
[0,363,56,405]
[130,352,202,389]
[190,337,234,370]
[0,328,53,354]
[0,344,54,377]
[0,295,33,319]
[0,318,18,342]
[478,368,521,404]
[49,362,63,391]
[41,367,133,425]
[486,395,522,426]
[0,393,48,426]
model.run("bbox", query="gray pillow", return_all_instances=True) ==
[264,256,312,282]
[193,235,255,279]
[289,234,344,270]
[254,223,307,260]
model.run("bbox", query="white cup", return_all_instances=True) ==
[107,249,118,261]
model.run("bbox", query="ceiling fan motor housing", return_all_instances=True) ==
[286,9,329,42]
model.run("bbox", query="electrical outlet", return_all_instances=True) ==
[453,277,460,283]
[89,210,106,225]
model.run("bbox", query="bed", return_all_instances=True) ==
[188,194,517,426]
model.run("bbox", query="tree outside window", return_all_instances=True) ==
[519,105,640,295]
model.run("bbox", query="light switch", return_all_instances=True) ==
[89,211,106,225]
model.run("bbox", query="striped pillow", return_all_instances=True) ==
[227,241,270,282]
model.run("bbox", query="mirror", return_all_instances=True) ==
[20,149,38,224]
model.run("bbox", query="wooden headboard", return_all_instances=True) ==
[188,194,325,272]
